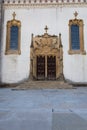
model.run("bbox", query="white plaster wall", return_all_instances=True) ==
[1,6,87,83]
[1,9,30,83]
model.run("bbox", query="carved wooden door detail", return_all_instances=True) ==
[37,56,45,80]
[47,56,56,80]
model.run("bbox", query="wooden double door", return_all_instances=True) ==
[37,55,56,80]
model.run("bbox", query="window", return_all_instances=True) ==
[10,26,18,50]
[5,12,21,55]
[68,12,86,55]
[71,25,80,50]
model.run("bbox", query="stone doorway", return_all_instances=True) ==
[30,26,63,80]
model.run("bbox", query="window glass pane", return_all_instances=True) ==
[71,25,80,50]
[10,26,18,50]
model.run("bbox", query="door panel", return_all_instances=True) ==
[37,56,45,80]
[47,56,56,80]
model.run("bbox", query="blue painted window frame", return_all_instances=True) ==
[71,25,80,50]
[10,26,18,50]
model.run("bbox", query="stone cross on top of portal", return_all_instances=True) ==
[74,11,78,19]
[44,25,48,33]
[12,12,16,20]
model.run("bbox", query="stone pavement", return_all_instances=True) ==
[0,87,87,130]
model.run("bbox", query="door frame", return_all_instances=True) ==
[30,31,63,80]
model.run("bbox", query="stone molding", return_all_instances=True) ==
[68,19,86,55]
[5,12,21,55]
[2,0,87,8]
[30,29,63,80]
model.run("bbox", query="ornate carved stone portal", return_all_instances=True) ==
[30,27,63,80]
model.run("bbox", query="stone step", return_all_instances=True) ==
[14,80,73,90]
